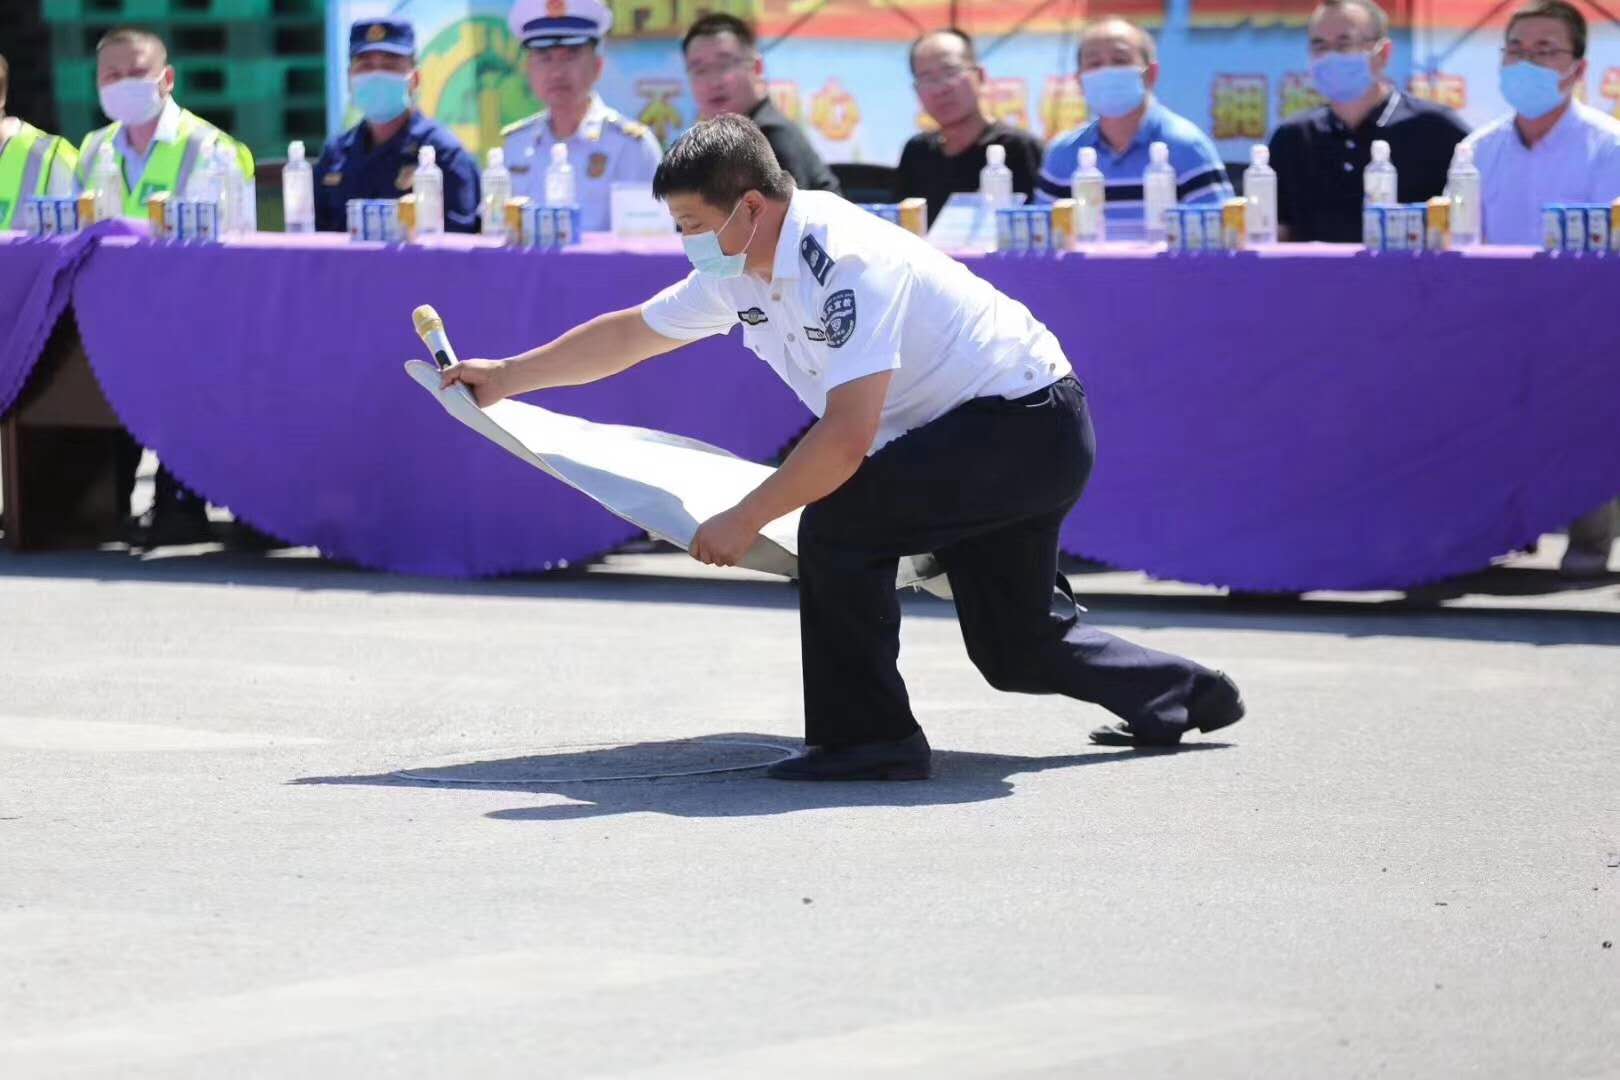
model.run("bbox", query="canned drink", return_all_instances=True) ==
[506,197,529,246]
[1362,206,1385,251]
[1384,208,1408,251]
[899,197,927,236]
[1190,207,1212,252]
[77,191,97,226]
[194,200,220,242]
[1425,196,1451,251]
[1562,206,1587,253]
[1400,205,1424,251]
[555,206,577,247]
[345,199,362,240]
[19,198,42,237]
[1027,207,1052,254]
[174,199,196,241]
[397,193,418,242]
[1585,203,1608,254]
[994,208,1014,252]
[1201,208,1223,251]
[537,205,557,248]
[1221,197,1246,251]
[1008,209,1031,254]
[1543,206,1565,252]
[52,196,79,234]
[1165,206,1183,252]
[1048,198,1075,251]
[1610,198,1620,255]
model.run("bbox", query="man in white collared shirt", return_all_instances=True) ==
[1465,1,1620,246]
[441,115,1245,779]
[1464,1,1620,575]
[77,28,252,223]
[502,0,661,232]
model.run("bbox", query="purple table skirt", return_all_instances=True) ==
[5,229,1618,589]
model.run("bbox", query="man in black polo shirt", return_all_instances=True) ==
[894,28,1043,224]
[1268,0,1468,242]
[681,12,840,195]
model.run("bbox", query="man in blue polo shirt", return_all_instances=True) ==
[1037,18,1231,236]
[312,19,481,233]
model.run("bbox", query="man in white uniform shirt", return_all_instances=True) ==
[442,116,1243,779]
[502,0,661,232]
[1464,0,1620,574]
[1465,0,1620,246]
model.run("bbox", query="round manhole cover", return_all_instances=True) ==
[394,738,796,784]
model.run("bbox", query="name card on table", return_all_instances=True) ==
[927,192,1027,254]
[612,183,672,239]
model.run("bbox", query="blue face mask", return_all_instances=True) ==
[1500,60,1569,120]
[681,199,756,279]
[1311,52,1377,103]
[1080,66,1147,119]
[351,71,412,123]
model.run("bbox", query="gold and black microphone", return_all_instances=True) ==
[411,305,459,370]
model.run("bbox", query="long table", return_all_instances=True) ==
[4,228,1619,591]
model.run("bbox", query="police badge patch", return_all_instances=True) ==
[800,234,834,284]
[821,290,856,348]
[587,152,608,179]
[802,325,827,342]
[738,307,768,326]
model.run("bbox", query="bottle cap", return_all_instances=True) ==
[288,140,305,162]
[551,143,569,164]
[419,145,436,166]
[1371,140,1391,163]
[1150,141,1168,164]
[1452,142,1474,166]
[487,147,505,168]
[986,144,1005,166]
[98,142,115,163]
[1079,146,1097,169]
[1251,144,1269,167]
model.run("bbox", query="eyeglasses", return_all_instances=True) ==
[913,65,970,91]
[1501,45,1575,65]
[685,56,751,81]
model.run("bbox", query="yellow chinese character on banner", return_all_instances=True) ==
[1211,75,1267,140]
[1039,76,1087,143]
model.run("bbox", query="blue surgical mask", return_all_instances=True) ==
[681,199,756,279]
[1311,52,1377,103]
[1080,66,1147,119]
[1500,60,1568,120]
[351,71,412,123]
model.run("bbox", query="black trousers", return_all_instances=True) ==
[797,375,1220,747]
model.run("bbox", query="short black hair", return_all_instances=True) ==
[652,114,793,207]
[96,26,169,64]
[908,28,976,74]
[682,12,757,54]
[1507,0,1587,59]
[1310,0,1391,42]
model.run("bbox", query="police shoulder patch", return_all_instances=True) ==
[821,290,857,349]
[738,307,768,326]
[800,234,834,284]
[500,112,543,138]
[802,325,827,342]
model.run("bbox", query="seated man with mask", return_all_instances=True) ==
[1037,18,1231,235]
[313,19,481,233]
[1268,0,1468,243]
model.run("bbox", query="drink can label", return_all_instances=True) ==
[1362,206,1385,251]
[994,207,1013,252]
[1008,209,1031,254]
[20,198,43,237]
[1165,206,1183,251]
[1543,206,1565,252]
[346,199,362,240]
[1585,204,1608,254]
[537,205,557,248]
[1201,208,1223,251]
[554,207,576,247]
[1027,208,1052,254]
[1402,205,1425,251]
[194,200,220,243]
[1562,206,1586,253]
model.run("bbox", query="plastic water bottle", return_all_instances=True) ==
[1364,139,1397,207]
[481,147,511,239]
[1447,142,1481,246]
[186,140,224,204]
[413,145,444,237]
[1143,140,1176,243]
[1070,145,1106,243]
[544,143,576,207]
[91,143,122,222]
[979,143,1013,209]
[282,139,314,234]
[1245,144,1278,245]
[215,143,244,235]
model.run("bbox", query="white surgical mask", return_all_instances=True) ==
[99,76,166,126]
[681,198,755,278]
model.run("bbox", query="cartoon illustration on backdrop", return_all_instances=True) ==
[810,78,860,141]
[1407,72,1466,112]
[768,81,805,125]
[633,78,685,145]
[984,78,1031,130]
[417,17,537,154]
[1602,68,1620,119]
[1211,74,1267,140]
[1277,71,1326,119]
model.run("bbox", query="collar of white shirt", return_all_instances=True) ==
[769,190,811,284]
[114,96,183,163]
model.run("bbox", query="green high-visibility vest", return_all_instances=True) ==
[78,108,255,219]
[0,122,79,229]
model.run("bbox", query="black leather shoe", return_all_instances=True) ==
[766,730,931,781]
[1089,672,1246,747]
[128,506,213,548]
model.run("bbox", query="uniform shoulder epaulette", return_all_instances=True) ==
[602,110,650,140]
[500,112,545,138]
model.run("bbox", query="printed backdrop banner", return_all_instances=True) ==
[328,1,1620,165]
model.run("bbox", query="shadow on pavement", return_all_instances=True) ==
[290,732,1231,819]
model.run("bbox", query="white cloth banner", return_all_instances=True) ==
[404,361,949,594]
